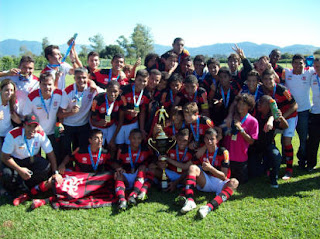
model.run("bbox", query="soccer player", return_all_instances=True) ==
[170,37,190,64]
[180,128,239,218]
[282,54,312,169]
[222,94,259,184]
[0,56,39,113]
[174,56,193,79]
[106,53,128,87]
[58,67,102,161]
[269,49,284,84]
[160,73,184,111]
[164,106,185,138]
[23,73,63,163]
[159,51,178,74]
[193,55,207,83]
[114,129,152,210]
[1,114,62,200]
[90,80,123,151]
[202,58,220,95]
[261,69,298,180]
[116,69,150,144]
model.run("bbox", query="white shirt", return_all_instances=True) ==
[0,74,39,114]
[2,127,53,160]
[23,89,63,135]
[60,83,100,127]
[0,96,15,137]
[41,62,72,90]
[310,68,320,114]
[284,68,312,112]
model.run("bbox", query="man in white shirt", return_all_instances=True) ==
[1,114,61,193]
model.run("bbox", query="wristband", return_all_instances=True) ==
[240,128,245,133]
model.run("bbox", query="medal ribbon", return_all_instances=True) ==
[129,145,141,170]
[206,147,218,166]
[39,89,53,118]
[176,144,188,162]
[74,85,84,104]
[105,94,115,116]
[221,87,230,108]
[24,134,35,158]
[132,85,144,108]
[108,69,120,82]
[88,146,102,171]
[190,116,200,143]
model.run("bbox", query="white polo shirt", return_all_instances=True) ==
[41,62,72,90]
[23,89,63,135]
[2,127,53,160]
[60,83,100,127]
[284,68,312,112]
[0,97,18,137]
[0,74,39,114]
[310,69,320,114]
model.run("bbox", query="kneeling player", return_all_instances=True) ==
[180,128,239,218]
[114,129,152,210]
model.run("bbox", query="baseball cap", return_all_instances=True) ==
[24,114,40,125]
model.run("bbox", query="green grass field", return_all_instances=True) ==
[0,67,319,238]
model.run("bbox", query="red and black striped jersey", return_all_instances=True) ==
[187,115,214,145]
[167,147,193,174]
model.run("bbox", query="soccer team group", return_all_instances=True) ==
[0,36,319,218]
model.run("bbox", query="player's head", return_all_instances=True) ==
[111,53,125,72]
[45,45,61,63]
[314,57,320,76]
[269,49,281,65]
[218,67,232,87]
[207,58,220,77]
[74,67,89,90]
[158,72,170,91]
[228,53,241,73]
[87,51,100,70]
[0,79,16,112]
[39,72,54,97]
[184,75,199,95]
[170,106,184,124]
[168,73,183,93]
[246,70,260,92]
[172,37,185,54]
[261,69,275,90]
[162,51,177,70]
[148,69,161,90]
[123,64,133,78]
[257,95,272,115]
[129,129,143,147]
[292,54,305,74]
[19,56,35,76]
[89,129,103,149]
[176,128,189,150]
[179,56,193,75]
[193,55,206,74]
[183,102,199,124]
[135,69,149,91]
[144,53,159,68]
[106,80,120,102]
[204,128,218,148]
[23,114,40,139]
[236,93,255,114]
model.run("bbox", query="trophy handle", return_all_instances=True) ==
[166,139,176,153]
[148,138,160,155]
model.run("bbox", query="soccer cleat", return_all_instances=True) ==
[31,199,46,210]
[137,191,148,202]
[13,193,30,206]
[282,172,292,180]
[128,196,137,206]
[118,200,127,211]
[174,195,187,206]
[181,199,196,214]
[198,205,211,219]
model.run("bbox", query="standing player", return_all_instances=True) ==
[269,49,284,84]
[170,37,190,64]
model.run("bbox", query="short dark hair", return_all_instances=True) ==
[74,67,88,75]
[228,53,241,63]
[107,80,120,89]
[184,75,198,84]
[262,69,274,78]
[161,51,177,60]
[168,73,183,84]
[144,53,159,67]
[292,54,305,63]
[205,128,217,137]
[218,66,232,76]
[207,58,220,67]
[173,37,184,45]
[89,129,103,139]
[136,69,149,78]
[129,128,142,137]
[19,56,35,66]
[87,51,99,60]
[112,53,124,61]
[39,72,54,83]
[177,128,189,138]
[247,70,260,82]
[161,71,170,81]
[193,55,205,64]
[183,102,198,115]
[44,45,60,60]
[236,93,256,111]
[150,69,161,76]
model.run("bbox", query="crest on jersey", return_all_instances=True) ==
[100,107,105,113]
[82,157,87,163]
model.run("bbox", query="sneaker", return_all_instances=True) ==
[128,196,137,206]
[137,191,148,201]
[181,199,196,214]
[270,178,279,188]
[13,193,29,206]
[118,200,127,211]
[306,167,314,173]
[282,172,292,180]
[174,195,187,206]
[31,199,46,210]
[198,205,211,219]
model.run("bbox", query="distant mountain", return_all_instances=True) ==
[0,39,319,58]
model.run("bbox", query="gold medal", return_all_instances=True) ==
[232,134,237,141]
[105,115,111,123]
[177,167,182,173]
[134,106,140,113]
[0,110,3,120]
[30,156,34,164]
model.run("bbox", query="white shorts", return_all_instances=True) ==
[275,116,297,138]
[102,124,116,144]
[196,170,229,194]
[123,170,138,189]
[116,121,139,145]
[165,169,181,182]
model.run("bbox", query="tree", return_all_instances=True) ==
[100,45,124,59]
[89,34,105,53]
[19,45,33,56]
[117,35,134,58]
[0,56,14,71]
[130,24,154,59]
[314,49,320,55]
[41,37,50,56]
[79,45,89,57]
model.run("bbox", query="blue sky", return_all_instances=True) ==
[1,0,319,47]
